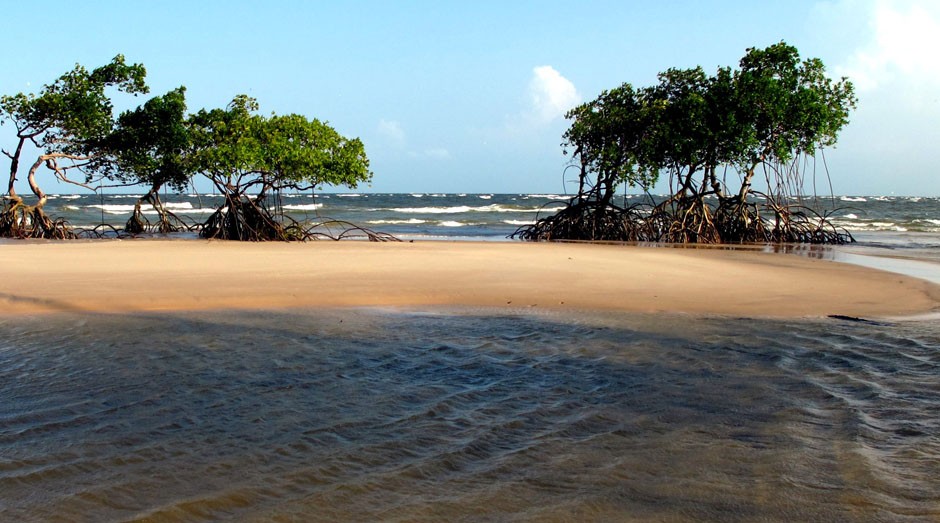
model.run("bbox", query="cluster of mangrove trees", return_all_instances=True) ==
[1,56,372,241]
[514,42,858,244]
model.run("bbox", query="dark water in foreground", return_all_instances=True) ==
[1,308,938,522]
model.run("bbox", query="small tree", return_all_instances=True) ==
[188,96,371,240]
[516,42,857,244]
[104,86,192,233]
[0,55,148,238]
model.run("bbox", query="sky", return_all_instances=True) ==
[1,0,938,196]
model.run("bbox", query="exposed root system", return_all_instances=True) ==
[514,194,853,245]
[200,194,298,241]
[0,199,76,239]
[199,196,400,242]
[124,198,191,235]
[512,199,652,242]
[302,219,400,242]
[1,194,397,242]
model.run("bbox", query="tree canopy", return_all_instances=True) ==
[0,55,148,237]
[102,86,191,233]
[107,86,191,193]
[186,95,370,196]
[188,95,372,240]
[1,57,373,240]
[517,42,858,244]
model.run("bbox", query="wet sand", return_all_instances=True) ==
[1,240,938,317]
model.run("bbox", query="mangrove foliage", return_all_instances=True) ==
[514,42,858,244]
[1,57,373,241]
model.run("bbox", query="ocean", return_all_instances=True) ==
[38,191,940,243]
[2,193,939,521]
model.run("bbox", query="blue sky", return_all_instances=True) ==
[2,0,938,195]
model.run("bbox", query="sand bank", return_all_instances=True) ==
[1,240,938,318]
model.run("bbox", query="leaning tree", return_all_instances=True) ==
[515,42,857,244]
[187,95,372,240]
[0,55,148,238]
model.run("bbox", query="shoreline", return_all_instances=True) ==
[2,240,938,318]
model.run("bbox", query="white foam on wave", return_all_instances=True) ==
[833,219,908,232]
[525,194,571,200]
[137,207,218,215]
[438,221,465,227]
[86,202,220,215]
[394,206,474,214]
[393,204,543,214]
[164,202,195,210]
[841,196,867,202]
[869,221,903,229]
[282,203,323,211]
[478,194,493,200]
[842,213,859,219]
[87,204,136,214]
[175,207,219,214]
[367,219,428,225]
[503,219,534,225]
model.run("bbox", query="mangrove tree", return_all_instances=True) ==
[514,42,858,244]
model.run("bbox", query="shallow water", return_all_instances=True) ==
[1,308,938,522]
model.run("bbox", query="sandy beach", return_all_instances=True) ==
[1,240,937,317]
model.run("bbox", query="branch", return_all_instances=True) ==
[95,179,150,190]
[42,155,103,192]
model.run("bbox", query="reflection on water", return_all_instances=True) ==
[1,309,938,522]
[636,240,940,285]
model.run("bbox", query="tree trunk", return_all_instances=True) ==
[6,137,27,200]
[26,156,48,209]
[144,183,175,233]
[707,165,723,196]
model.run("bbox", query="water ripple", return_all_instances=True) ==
[1,309,938,521]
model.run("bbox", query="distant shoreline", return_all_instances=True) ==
[2,240,938,318]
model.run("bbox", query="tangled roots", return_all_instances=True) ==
[0,201,76,239]
[512,200,651,242]
[514,196,852,245]
[199,196,399,242]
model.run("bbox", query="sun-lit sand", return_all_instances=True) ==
[1,240,938,317]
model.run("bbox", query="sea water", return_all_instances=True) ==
[35,192,940,243]
[1,308,938,521]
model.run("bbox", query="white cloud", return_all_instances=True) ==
[423,148,451,160]
[837,1,940,93]
[528,65,581,122]
[377,119,406,146]
[408,148,451,160]
[810,0,940,194]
